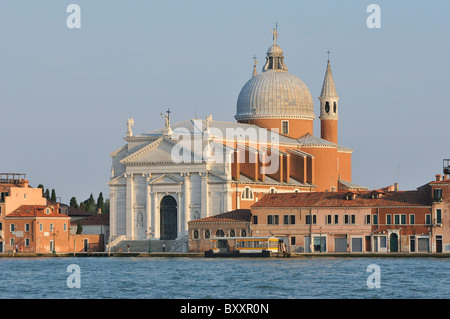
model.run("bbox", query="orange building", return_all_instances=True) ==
[0,173,104,253]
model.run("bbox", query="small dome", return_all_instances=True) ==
[267,44,283,56]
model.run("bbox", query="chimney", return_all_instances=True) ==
[394,183,399,192]
[97,207,102,214]
[436,174,442,181]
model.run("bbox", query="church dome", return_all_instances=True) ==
[235,33,315,121]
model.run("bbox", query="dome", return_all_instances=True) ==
[235,37,315,121]
[235,71,315,121]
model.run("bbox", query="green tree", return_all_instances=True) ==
[97,192,104,213]
[44,189,50,199]
[79,202,86,212]
[104,198,110,214]
[84,193,96,214]
[69,197,78,208]
[50,189,57,202]
[37,184,44,195]
[76,220,83,234]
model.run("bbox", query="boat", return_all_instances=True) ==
[204,236,282,257]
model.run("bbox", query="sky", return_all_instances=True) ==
[1,0,449,204]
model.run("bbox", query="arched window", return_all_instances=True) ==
[325,101,330,113]
[216,229,225,237]
[294,189,300,193]
[241,187,254,200]
[333,102,337,113]
[269,187,277,193]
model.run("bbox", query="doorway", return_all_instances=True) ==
[390,233,398,252]
[160,195,177,240]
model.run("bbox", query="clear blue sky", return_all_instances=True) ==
[1,0,449,203]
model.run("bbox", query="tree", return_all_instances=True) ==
[76,220,83,234]
[97,192,104,213]
[50,189,57,202]
[69,197,78,208]
[84,193,96,214]
[37,184,44,195]
[44,189,50,200]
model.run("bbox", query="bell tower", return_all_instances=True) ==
[319,58,339,144]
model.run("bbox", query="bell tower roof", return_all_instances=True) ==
[320,60,338,99]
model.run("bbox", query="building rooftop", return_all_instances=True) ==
[188,209,251,224]
[6,205,69,218]
[252,189,431,209]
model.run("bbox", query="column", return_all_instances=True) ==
[125,173,134,240]
[183,173,191,236]
[152,191,159,239]
[109,190,116,237]
[200,172,209,217]
[177,191,182,238]
[145,174,152,237]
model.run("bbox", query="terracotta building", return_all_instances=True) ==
[188,209,251,252]
[0,173,104,253]
[251,176,448,253]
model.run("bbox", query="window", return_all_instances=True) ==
[401,214,407,225]
[281,121,289,135]
[193,229,199,239]
[46,208,50,214]
[269,188,277,194]
[25,238,30,247]
[365,215,371,225]
[333,102,337,113]
[0,222,2,230]
[64,223,67,231]
[49,240,54,252]
[334,215,339,224]
[241,187,254,200]
[373,215,378,225]
[267,215,273,225]
[436,209,442,224]
[25,224,30,232]
[306,215,316,225]
[39,223,43,231]
[204,229,210,239]
[252,215,258,225]
[284,215,296,225]
[284,215,289,225]
[241,229,247,237]
[291,236,296,246]
[394,215,400,225]
[426,214,431,225]
[50,223,54,231]
[386,215,392,225]
[326,215,332,225]
[433,189,443,202]
[409,215,415,225]
[10,238,14,247]
[325,101,330,113]
[351,215,356,225]
[274,215,279,225]
[24,193,27,199]
[290,215,295,225]
[229,229,235,237]
[344,215,349,225]
[10,224,15,232]
[216,229,225,237]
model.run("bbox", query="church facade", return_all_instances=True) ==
[108,29,364,243]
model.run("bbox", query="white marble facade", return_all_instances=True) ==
[108,119,233,241]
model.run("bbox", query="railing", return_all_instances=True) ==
[171,235,188,252]
[105,235,126,252]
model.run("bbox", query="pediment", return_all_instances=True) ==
[149,174,183,185]
[120,137,203,165]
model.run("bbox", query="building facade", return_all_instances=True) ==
[108,29,361,246]
[251,177,448,253]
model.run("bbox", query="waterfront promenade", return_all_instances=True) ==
[1,252,449,258]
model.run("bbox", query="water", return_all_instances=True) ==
[0,257,448,299]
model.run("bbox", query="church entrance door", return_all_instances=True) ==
[160,195,177,240]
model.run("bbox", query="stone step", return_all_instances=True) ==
[111,240,175,253]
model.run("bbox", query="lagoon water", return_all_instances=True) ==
[0,257,448,299]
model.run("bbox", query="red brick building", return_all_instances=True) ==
[251,178,447,253]
[188,209,251,252]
